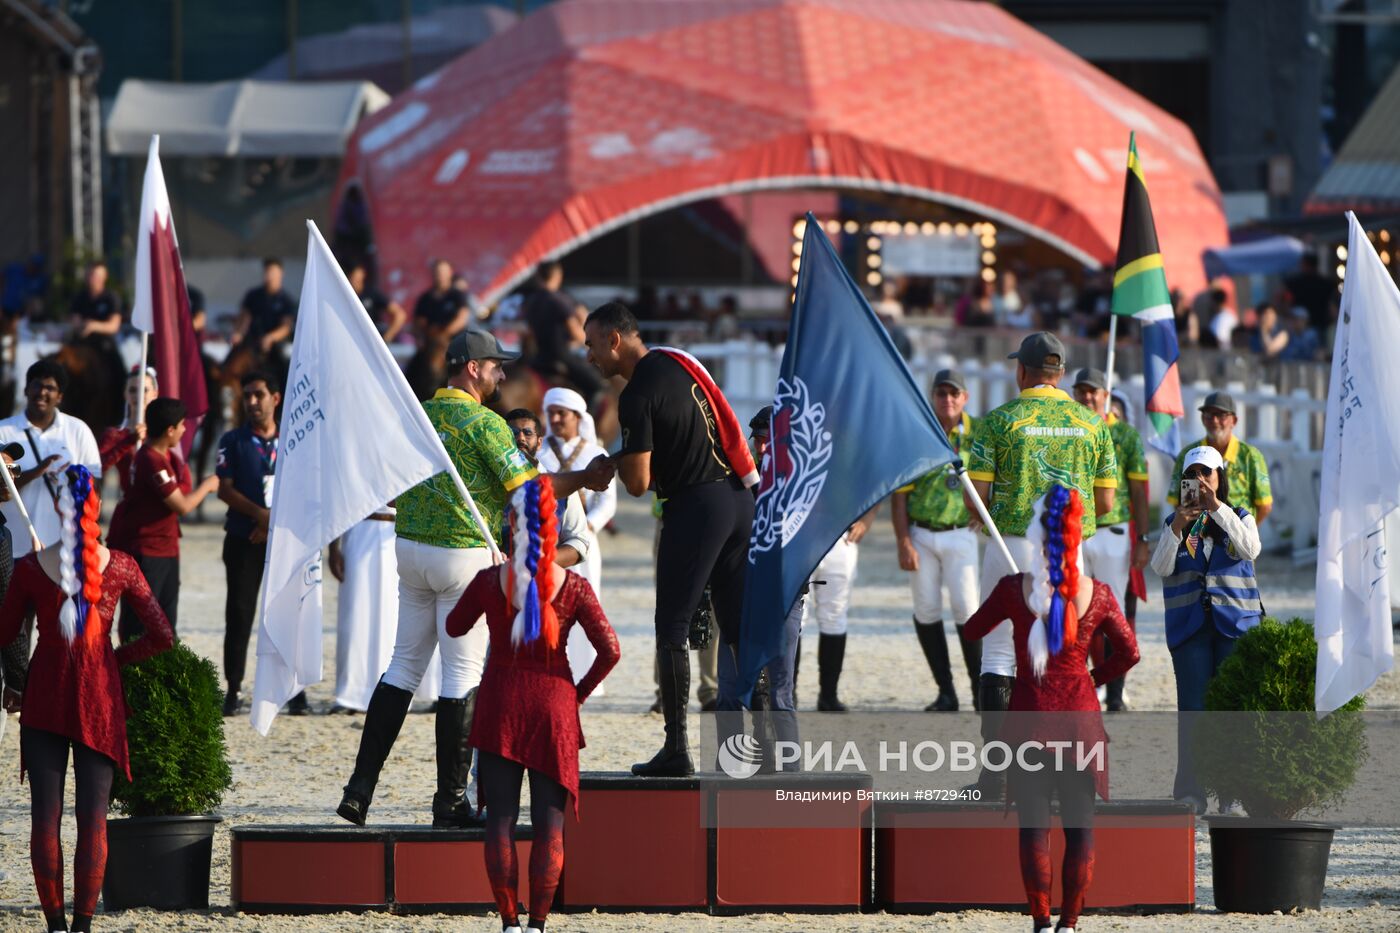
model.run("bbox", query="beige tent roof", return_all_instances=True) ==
[107,79,390,158]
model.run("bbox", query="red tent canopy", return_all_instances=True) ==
[340,0,1227,304]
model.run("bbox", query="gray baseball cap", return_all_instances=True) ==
[933,368,967,392]
[1073,367,1108,391]
[1008,332,1067,370]
[447,328,520,365]
[1198,390,1236,415]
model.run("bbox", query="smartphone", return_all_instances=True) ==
[1180,478,1200,508]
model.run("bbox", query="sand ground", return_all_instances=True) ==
[0,494,1396,932]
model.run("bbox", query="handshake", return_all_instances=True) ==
[581,453,617,491]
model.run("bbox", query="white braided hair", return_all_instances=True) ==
[56,478,81,642]
[508,484,531,647]
[1023,494,1052,680]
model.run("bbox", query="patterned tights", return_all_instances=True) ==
[479,751,567,930]
[22,728,114,932]
[1012,750,1097,929]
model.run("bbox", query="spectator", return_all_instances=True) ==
[68,261,123,347]
[1151,444,1262,814]
[1281,307,1322,361]
[955,279,996,328]
[993,270,1034,329]
[523,261,605,403]
[1168,391,1273,523]
[413,259,470,344]
[1208,291,1239,349]
[349,263,406,342]
[234,258,297,360]
[1285,252,1335,337]
[1172,287,1200,347]
[1251,303,1289,360]
[875,281,905,321]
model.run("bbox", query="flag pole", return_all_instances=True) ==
[1104,315,1119,401]
[134,332,149,424]
[0,462,42,554]
[958,468,1019,574]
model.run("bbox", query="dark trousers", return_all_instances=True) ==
[120,554,179,643]
[1170,617,1237,801]
[654,478,754,651]
[223,535,267,691]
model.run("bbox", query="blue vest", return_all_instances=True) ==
[1161,507,1263,648]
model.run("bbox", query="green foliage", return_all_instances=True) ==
[1196,618,1367,820]
[111,643,232,817]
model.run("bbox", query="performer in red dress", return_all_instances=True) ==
[0,466,174,933]
[446,475,619,933]
[962,484,1139,933]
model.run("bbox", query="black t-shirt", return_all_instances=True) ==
[70,289,122,322]
[618,352,732,498]
[523,288,575,359]
[357,287,390,330]
[241,286,297,341]
[414,287,467,328]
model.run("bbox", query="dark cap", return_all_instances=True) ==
[1072,367,1107,391]
[933,368,967,392]
[749,405,773,435]
[1198,390,1236,415]
[1008,332,1067,370]
[447,328,520,365]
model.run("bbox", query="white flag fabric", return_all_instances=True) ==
[250,221,460,734]
[131,135,172,334]
[1315,211,1400,714]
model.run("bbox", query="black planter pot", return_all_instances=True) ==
[103,814,221,911]
[1207,815,1335,913]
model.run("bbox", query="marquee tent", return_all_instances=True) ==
[340,0,1227,303]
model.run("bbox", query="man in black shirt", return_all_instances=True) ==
[235,258,297,357]
[69,261,123,341]
[349,263,406,342]
[525,261,605,402]
[584,301,754,777]
[413,259,470,342]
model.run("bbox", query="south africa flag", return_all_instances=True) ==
[1112,132,1183,455]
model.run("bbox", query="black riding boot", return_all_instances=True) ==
[338,680,413,825]
[432,691,483,827]
[817,633,848,712]
[914,618,958,711]
[632,646,694,777]
[955,623,983,712]
[972,673,1015,800]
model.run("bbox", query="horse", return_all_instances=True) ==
[47,339,126,437]
[190,341,268,482]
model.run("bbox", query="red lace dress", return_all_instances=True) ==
[446,568,620,812]
[962,575,1140,801]
[0,552,174,779]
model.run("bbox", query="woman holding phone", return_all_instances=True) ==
[1150,445,1263,813]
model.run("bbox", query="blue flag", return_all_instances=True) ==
[736,213,959,697]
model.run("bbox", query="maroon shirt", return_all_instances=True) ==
[107,445,190,558]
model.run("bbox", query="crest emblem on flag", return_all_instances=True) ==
[750,376,832,556]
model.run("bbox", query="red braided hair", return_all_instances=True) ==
[80,485,103,645]
[1058,490,1085,646]
[535,476,560,650]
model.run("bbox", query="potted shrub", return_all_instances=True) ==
[105,642,233,910]
[1195,618,1367,913]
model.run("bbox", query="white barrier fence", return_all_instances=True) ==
[687,338,1327,562]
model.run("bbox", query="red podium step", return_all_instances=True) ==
[875,800,1195,913]
[556,773,708,910]
[231,825,531,914]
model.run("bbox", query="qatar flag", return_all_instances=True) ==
[132,135,207,458]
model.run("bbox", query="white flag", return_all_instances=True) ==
[250,221,460,734]
[131,134,172,334]
[1315,212,1400,714]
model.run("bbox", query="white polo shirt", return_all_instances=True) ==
[0,410,101,556]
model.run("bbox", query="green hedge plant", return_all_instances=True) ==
[1195,618,1367,820]
[112,643,232,818]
